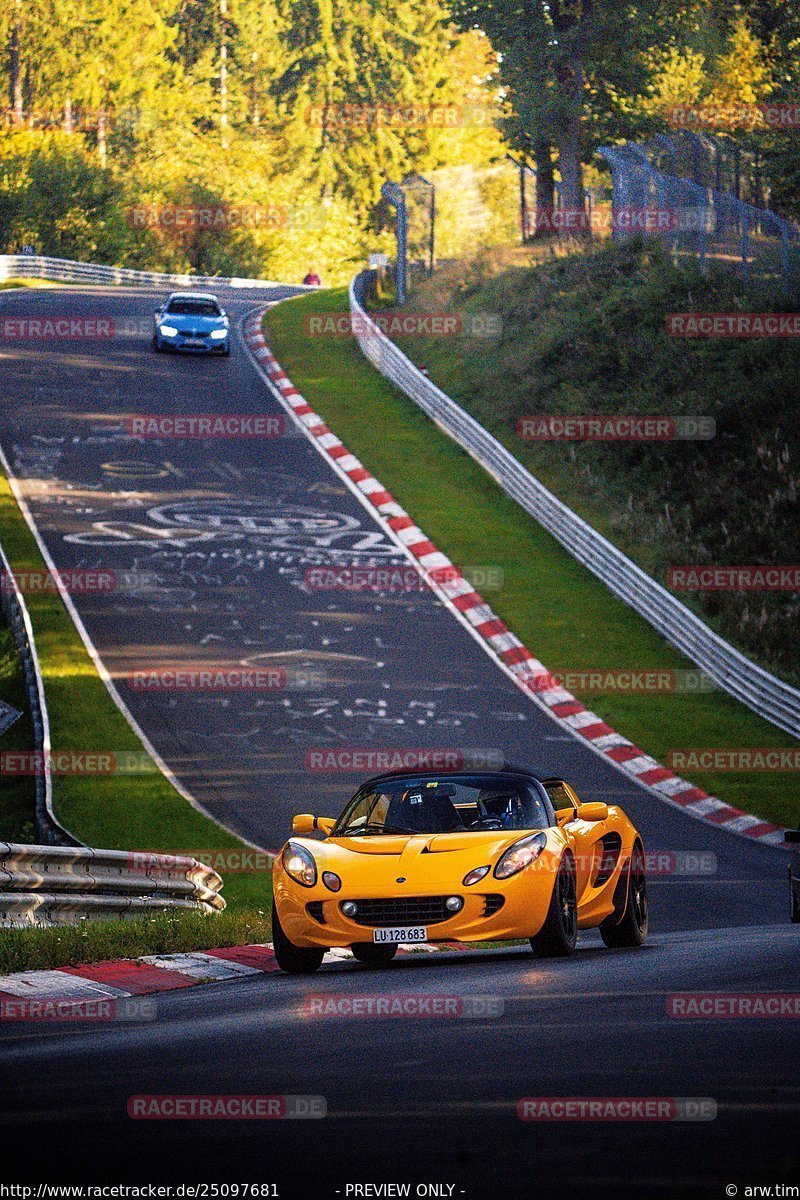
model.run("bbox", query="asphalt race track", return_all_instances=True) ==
[0,285,798,1198]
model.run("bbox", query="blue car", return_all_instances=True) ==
[152,291,231,356]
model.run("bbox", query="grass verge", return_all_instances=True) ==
[0,278,67,290]
[0,469,273,911]
[266,287,799,830]
[392,240,800,687]
[0,907,272,975]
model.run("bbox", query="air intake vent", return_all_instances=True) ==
[482,894,505,917]
[344,896,453,927]
[306,901,325,924]
[594,833,623,886]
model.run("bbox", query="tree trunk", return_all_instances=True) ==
[558,119,584,213]
[64,96,73,134]
[533,139,555,238]
[10,0,23,128]
[556,53,585,214]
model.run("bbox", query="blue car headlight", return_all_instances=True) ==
[209,329,228,340]
[159,325,178,337]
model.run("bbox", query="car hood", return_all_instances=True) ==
[296,831,540,867]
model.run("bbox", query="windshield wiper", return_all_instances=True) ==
[339,821,419,836]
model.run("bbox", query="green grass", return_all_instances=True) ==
[0,470,273,911]
[0,278,68,290]
[266,287,799,830]
[0,907,272,974]
[394,240,800,687]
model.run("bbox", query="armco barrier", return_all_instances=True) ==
[0,253,303,291]
[349,271,800,739]
[0,538,77,847]
[0,842,225,926]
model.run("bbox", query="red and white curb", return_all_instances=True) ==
[242,308,787,850]
[0,942,469,1010]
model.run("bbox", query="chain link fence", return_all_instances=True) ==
[599,131,800,296]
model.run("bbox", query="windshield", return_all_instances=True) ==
[333,774,551,836]
[166,299,221,316]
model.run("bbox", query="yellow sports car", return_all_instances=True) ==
[271,766,648,973]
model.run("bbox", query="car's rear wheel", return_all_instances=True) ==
[271,901,324,974]
[530,853,577,958]
[350,943,398,967]
[601,847,648,948]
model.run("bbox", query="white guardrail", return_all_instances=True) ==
[0,538,73,846]
[0,843,225,926]
[0,253,295,290]
[350,272,800,739]
[0,536,227,924]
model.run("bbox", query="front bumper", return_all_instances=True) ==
[274,869,554,948]
[158,332,229,353]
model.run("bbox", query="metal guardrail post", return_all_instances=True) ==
[741,207,751,284]
[380,182,408,305]
[0,540,79,847]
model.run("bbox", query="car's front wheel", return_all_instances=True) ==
[271,901,324,974]
[350,943,398,967]
[151,333,161,352]
[601,848,648,948]
[530,853,577,958]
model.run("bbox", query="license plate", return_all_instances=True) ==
[373,926,427,944]
[183,338,205,347]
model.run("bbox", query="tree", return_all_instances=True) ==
[451,0,670,214]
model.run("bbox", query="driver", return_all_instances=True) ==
[476,790,523,829]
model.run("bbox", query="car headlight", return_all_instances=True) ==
[463,865,491,886]
[494,833,547,880]
[159,325,178,337]
[282,841,317,887]
[209,328,228,340]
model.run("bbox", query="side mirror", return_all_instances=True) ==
[577,802,609,823]
[292,814,336,837]
[784,829,800,844]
